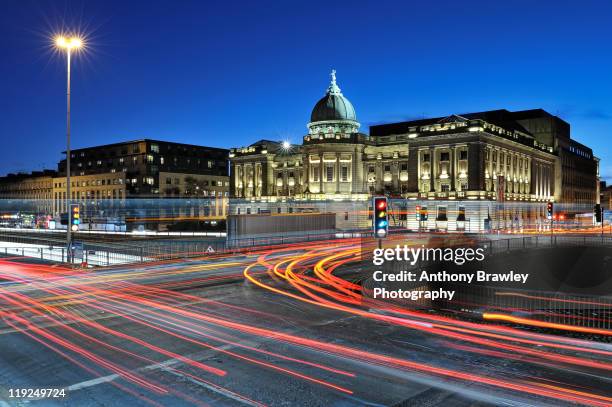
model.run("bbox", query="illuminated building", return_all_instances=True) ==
[0,140,230,223]
[230,71,598,206]
[0,170,56,214]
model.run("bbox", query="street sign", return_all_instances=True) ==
[69,241,83,263]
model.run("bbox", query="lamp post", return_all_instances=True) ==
[55,36,82,262]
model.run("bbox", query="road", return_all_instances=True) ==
[0,236,610,406]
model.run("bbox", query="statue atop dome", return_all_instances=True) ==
[308,70,360,135]
[327,69,341,95]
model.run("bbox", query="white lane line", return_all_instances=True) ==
[66,344,242,396]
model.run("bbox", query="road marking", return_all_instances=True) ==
[67,345,235,389]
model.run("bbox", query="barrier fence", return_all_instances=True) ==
[363,235,612,332]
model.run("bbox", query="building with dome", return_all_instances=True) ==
[229,70,599,214]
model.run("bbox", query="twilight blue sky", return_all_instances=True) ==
[1,0,612,181]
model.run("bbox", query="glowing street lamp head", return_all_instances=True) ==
[281,141,291,150]
[55,36,83,50]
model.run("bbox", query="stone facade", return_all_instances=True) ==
[229,72,585,204]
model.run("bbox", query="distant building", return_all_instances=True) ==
[230,71,599,206]
[0,140,230,222]
[53,139,229,215]
[0,170,57,214]
[602,182,612,211]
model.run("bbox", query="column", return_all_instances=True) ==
[336,153,340,194]
[429,147,435,192]
[319,153,324,194]
[450,147,455,191]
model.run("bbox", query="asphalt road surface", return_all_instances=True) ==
[0,236,610,406]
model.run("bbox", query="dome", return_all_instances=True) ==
[310,93,357,122]
[309,70,358,124]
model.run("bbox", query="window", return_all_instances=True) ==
[384,165,391,172]
[441,184,450,192]
[326,166,333,182]
[312,166,319,182]
[436,206,448,221]
[440,152,450,161]
[160,156,165,165]
[150,144,159,153]
[459,150,468,160]
[457,206,466,221]
[207,160,213,168]
[147,155,154,163]
[341,166,348,182]
[400,163,408,171]
[165,178,171,185]
[423,154,430,162]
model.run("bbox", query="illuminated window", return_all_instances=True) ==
[341,166,348,182]
[326,166,333,182]
[312,166,319,182]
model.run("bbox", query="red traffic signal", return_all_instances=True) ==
[373,197,388,238]
[546,202,553,220]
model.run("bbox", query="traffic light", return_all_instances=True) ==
[546,202,553,220]
[421,206,428,221]
[415,205,421,221]
[594,204,602,223]
[70,204,80,231]
[373,196,388,238]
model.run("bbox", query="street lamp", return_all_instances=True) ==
[281,141,291,151]
[55,35,83,261]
